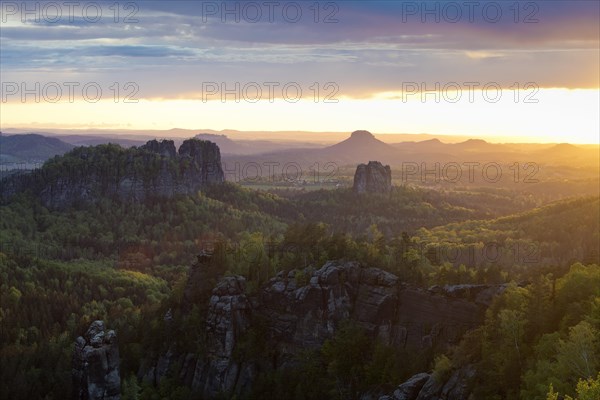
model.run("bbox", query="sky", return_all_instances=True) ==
[1,0,599,143]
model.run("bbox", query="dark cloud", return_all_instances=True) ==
[1,0,598,95]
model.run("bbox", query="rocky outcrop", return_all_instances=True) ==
[260,262,400,350]
[353,161,392,193]
[144,260,504,397]
[259,261,486,352]
[0,139,225,208]
[72,321,121,400]
[380,373,430,400]
[428,284,509,307]
[179,139,225,185]
[140,139,177,159]
[380,365,477,400]
[192,276,254,397]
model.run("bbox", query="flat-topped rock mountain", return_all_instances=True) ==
[0,139,224,208]
[319,130,400,164]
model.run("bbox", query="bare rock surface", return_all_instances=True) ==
[353,161,392,193]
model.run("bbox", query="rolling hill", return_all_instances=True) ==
[416,196,600,267]
[0,134,74,163]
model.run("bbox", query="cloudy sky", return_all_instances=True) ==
[1,1,599,142]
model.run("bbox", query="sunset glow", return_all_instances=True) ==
[2,88,598,143]
[1,1,599,143]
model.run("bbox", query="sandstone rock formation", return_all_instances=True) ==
[380,372,430,400]
[142,260,505,398]
[0,139,225,208]
[259,261,485,351]
[72,320,121,400]
[179,140,225,183]
[353,161,392,193]
[192,276,254,397]
[379,365,476,400]
[140,139,177,159]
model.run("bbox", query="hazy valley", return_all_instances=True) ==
[0,130,598,400]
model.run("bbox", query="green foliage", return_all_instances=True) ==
[138,377,198,400]
[451,263,600,400]
[1,143,599,399]
[547,373,600,400]
[0,188,287,269]
[321,323,372,399]
[432,354,453,383]
[556,321,599,381]
[0,254,168,400]
[226,184,546,260]
[294,269,309,286]
[417,197,600,270]
[122,374,141,400]
[249,322,411,400]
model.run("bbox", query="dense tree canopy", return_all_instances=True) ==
[0,145,598,399]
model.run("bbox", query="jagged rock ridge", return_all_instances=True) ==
[143,259,506,398]
[0,139,225,208]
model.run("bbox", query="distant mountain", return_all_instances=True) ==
[0,134,74,163]
[196,133,324,155]
[392,138,450,153]
[195,134,247,154]
[534,143,599,167]
[454,138,489,147]
[451,139,506,152]
[320,130,401,164]
[394,138,503,153]
[542,143,580,155]
[53,135,146,148]
[218,130,400,175]
[2,127,478,144]
[222,131,553,170]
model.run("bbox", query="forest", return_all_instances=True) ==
[0,144,598,400]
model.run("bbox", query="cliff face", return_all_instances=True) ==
[353,161,392,193]
[144,260,504,398]
[0,139,224,208]
[72,321,121,400]
[192,276,255,396]
[259,261,487,352]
